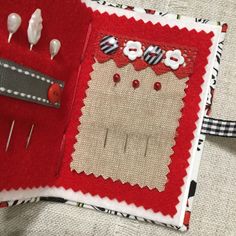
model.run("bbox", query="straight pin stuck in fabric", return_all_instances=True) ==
[26,124,35,149]
[5,120,15,152]
[104,128,109,148]
[124,134,128,153]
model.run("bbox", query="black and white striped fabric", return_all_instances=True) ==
[144,45,163,65]
[100,35,119,55]
[201,117,236,138]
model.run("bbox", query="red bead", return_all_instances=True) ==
[132,80,140,89]
[48,83,62,104]
[113,73,121,84]
[154,82,162,91]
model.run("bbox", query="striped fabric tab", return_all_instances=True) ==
[201,117,236,138]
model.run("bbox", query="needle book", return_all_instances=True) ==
[0,0,231,231]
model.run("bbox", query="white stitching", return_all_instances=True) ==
[0,61,64,87]
[0,86,51,105]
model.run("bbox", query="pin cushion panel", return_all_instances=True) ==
[71,60,189,191]
[71,20,196,191]
[57,10,214,217]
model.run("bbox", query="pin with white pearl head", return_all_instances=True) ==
[7,13,22,43]
[27,9,43,51]
[50,39,61,60]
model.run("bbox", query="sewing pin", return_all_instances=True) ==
[26,124,35,149]
[104,128,109,148]
[5,120,15,152]
[144,136,150,157]
[124,134,128,153]
[27,9,43,50]
[7,13,22,43]
[50,39,61,60]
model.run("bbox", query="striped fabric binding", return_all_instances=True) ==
[201,117,236,138]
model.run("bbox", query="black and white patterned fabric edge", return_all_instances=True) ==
[201,117,236,138]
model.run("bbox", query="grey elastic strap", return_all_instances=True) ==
[0,58,64,108]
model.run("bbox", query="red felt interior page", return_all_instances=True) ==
[0,1,92,188]
[56,12,213,216]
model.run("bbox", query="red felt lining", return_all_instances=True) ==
[0,1,92,188]
[0,2,214,218]
[57,12,214,216]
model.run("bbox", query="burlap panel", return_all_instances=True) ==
[71,60,188,191]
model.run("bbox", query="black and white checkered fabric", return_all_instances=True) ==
[201,117,236,138]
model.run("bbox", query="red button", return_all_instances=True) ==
[48,83,62,104]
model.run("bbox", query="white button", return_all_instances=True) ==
[164,49,185,70]
[123,41,143,61]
